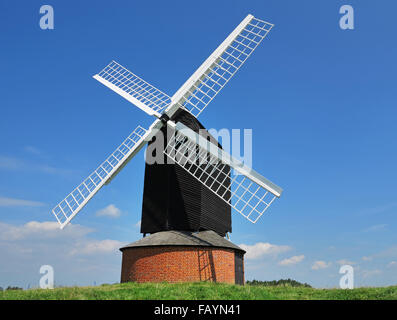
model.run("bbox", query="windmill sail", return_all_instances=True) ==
[167,14,273,118]
[164,122,282,223]
[51,121,163,229]
[93,61,171,117]
[51,14,282,230]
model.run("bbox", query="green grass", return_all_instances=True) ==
[1,282,397,300]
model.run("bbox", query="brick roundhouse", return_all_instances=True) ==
[120,230,245,284]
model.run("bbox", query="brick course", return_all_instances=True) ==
[120,246,243,284]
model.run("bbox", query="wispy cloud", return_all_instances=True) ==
[0,155,77,177]
[24,146,41,155]
[361,269,382,278]
[239,242,291,260]
[0,220,127,287]
[0,221,92,241]
[278,255,305,266]
[337,259,355,266]
[96,204,121,218]
[356,202,397,217]
[0,196,45,208]
[311,260,331,270]
[362,224,387,233]
[70,239,123,256]
[361,245,397,262]
[0,156,24,170]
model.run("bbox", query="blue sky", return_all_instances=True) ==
[0,0,396,289]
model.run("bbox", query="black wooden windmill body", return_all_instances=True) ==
[51,14,283,242]
[141,109,232,237]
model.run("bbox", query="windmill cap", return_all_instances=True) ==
[120,230,245,253]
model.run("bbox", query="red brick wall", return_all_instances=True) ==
[120,246,242,284]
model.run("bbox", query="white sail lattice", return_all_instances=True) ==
[170,15,273,118]
[164,122,282,223]
[52,124,155,229]
[94,61,171,116]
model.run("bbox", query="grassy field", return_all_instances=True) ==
[1,282,397,300]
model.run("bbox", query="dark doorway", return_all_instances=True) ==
[234,252,244,285]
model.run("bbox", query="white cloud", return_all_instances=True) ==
[278,255,305,266]
[24,146,41,155]
[0,221,92,241]
[69,239,123,256]
[362,269,382,278]
[134,220,141,228]
[363,224,387,233]
[337,259,355,266]
[357,202,397,216]
[0,220,123,253]
[239,242,291,260]
[0,196,45,208]
[0,155,76,177]
[360,246,397,263]
[311,260,331,270]
[0,156,23,170]
[0,220,128,287]
[96,204,121,218]
[387,261,397,268]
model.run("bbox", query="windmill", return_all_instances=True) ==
[51,14,283,284]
